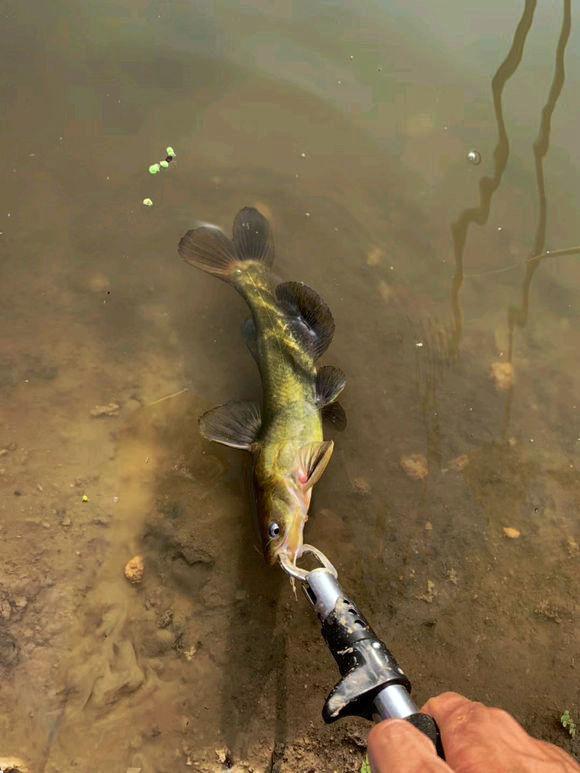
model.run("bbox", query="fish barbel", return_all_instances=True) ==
[178,207,345,569]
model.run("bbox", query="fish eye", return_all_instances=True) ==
[268,522,281,539]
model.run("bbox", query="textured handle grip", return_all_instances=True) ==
[406,713,445,759]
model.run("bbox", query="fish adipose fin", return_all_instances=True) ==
[295,440,334,489]
[199,400,262,449]
[322,402,347,431]
[315,365,346,406]
[178,206,274,279]
[242,318,259,362]
[275,282,335,359]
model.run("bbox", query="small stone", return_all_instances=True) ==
[566,536,578,555]
[447,568,458,585]
[490,361,514,391]
[400,454,429,480]
[424,521,433,531]
[87,273,111,293]
[418,579,437,603]
[90,402,120,418]
[215,747,233,766]
[449,454,469,471]
[503,527,521,539]
[0,598,12,620]
[61,516,72,527]
[366,246,384,267]
[81,494,89,503]
[14,596,28,609]
[41,521,51,529]
[353,477,371,496]
[124,555,145,584]
[0,757,29,773]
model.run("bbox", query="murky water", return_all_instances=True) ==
[1,1,578,770]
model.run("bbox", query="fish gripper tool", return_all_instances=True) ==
[297,564,445,758]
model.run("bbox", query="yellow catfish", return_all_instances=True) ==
[179,207,345,571]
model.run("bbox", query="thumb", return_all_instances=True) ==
[367,718,451,773]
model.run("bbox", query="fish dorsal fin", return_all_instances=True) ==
[199,400,261,450]
[242,318,259,362]
[276,282,335,359]
[316,365,346,407]
[295,440,334,489]
[233,207,275,265]
[322,402,347,431]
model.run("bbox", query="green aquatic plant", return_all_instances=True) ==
[166,146,176,157]
[160,160,169,168]
[360,755,371,773]
[149,163,160,175]
[561,710,576,738]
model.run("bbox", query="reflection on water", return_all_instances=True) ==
[0,1,579,770]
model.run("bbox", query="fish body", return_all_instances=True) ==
[179,207,345,568]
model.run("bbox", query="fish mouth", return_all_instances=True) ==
[272,512,305,569]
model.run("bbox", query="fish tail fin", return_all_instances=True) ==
[178,206,274,281]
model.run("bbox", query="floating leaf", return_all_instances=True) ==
[149,163,160,175]
[166,146,176,157]
[142,198,153,207]
[160,160,169,168]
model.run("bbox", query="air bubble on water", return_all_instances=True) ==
[305,212,311,218]
[349,55,354,60]
[300,152,307,158]
[467,149,482,165]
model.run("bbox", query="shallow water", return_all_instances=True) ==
[0,1,579,770]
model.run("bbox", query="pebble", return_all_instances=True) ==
[503,527,521,539]
[125,555,145,584]
[490,361,514,391]
[353,477,371,495]
[449,454,469,471]
[61,516,72,527]
[0,758,29,773]
[400,454,429,480]
[90,402,120,418]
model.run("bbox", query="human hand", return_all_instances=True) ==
[367,691,579,772]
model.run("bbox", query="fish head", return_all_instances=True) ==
[254,439,334,568]
[254,473,311,566]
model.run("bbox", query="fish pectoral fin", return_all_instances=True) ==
[322,402,347,431]
[199,400,262,450]
[242,317,259,363]
[295,440,334,489]
[275,282,335,360]
[316,365,346,407]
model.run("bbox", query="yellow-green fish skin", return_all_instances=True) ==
[236,262,323,563]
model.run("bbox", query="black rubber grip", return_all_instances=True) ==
[406,713,445,760]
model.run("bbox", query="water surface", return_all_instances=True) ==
[0,1,578,770]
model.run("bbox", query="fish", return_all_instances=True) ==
[178,206,346,571]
